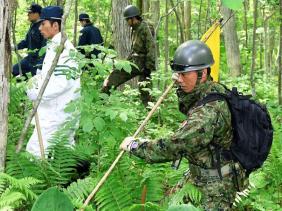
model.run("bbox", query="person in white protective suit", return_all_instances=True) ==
[26,6,80,157]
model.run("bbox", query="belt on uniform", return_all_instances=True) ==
[190,163,240,178]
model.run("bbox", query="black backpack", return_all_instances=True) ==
[198,85,273,174]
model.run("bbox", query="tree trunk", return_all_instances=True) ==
[183,0,191,40]
[260,33,263,69]
[164,0,169,87]
[250,0,258,96]
[169,0,184,43]
[72,0,78,47]
[56,0,64,6]
[221,6,241,77]
[151,0,160,69]
[142,0,150,19]
[268,28,275,74]
[263,9,275,75]
[12,7,22,76]
[112,0,131,59]
[279,0,282,105]
[137,0,143,13]
[0,0,14,172]
[204,0,211,32]
[243,0,249,47]
[197,0,203,39]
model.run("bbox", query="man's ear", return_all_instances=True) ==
[200,68,208,83]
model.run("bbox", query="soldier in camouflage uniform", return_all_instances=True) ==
[120,40,248,210]
[102,5,156,105]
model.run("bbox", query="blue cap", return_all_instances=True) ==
[79,13,90,21]
[27,3,42,14]
[40,6,63,21]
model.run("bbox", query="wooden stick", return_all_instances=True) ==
[81,82,175,210]
[34,106,45,160]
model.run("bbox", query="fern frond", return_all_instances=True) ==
[64,177,96,208]
[0,173,39,201]
[95,167,136,211]
[140,164,166,202]
[169,182,202,206]
[0,190,26,209]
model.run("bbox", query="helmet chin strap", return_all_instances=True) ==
[196,70,203,85]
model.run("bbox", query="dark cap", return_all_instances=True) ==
[39,6,63,21]
[79,13,90,21]
[27,3,42,14]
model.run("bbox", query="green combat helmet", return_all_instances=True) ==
[123,5,140,19]
[170,40,214,73]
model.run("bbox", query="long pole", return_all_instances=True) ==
[82,82,175,209]
[34,105,45,159]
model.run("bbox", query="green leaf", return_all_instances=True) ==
[122,62,132,73]
[31,187,74,211]
[93,117,106,131]
[222,0,243,10]
[119,112,128,122]
[82,117,94,132]
[105,110,118,120]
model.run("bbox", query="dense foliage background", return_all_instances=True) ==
[2,0,281,210]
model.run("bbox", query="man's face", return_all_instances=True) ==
[79,20,86,27]
[39,20,57,39]
[28,12,39,22]
[126,18,133,27]
[176,71,198,93]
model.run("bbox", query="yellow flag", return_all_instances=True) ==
[201,21,221,82]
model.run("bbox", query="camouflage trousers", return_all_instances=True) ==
[102,66,152,106]
[170,166,248,211]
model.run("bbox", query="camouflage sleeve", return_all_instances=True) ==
[131,101,230,163]
[144,24,156,71]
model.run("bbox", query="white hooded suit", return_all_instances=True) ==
[26,32,80,157]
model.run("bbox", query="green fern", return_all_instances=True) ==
[63,177,96,209]
[0,173,40,209]
[169,182,202,206]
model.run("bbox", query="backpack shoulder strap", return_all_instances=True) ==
[196,92,228,107]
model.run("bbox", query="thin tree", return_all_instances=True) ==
[169,0,184,43]
[250,0,258,96]
[0,0,15,172]
[243,0,249,47]
[183,0,191,40]
[11,6,22,76]
[151,0,160,68]
[72,0,78,47]
[197,0,203,39]
[279,0,282,105]
[204,0,211,32]
[164,0,169,88]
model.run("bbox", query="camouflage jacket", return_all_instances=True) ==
[128,20,156,72]
[132,80,233,169]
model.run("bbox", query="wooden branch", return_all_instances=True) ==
[15,0,74,153]
[33,103,45,159]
